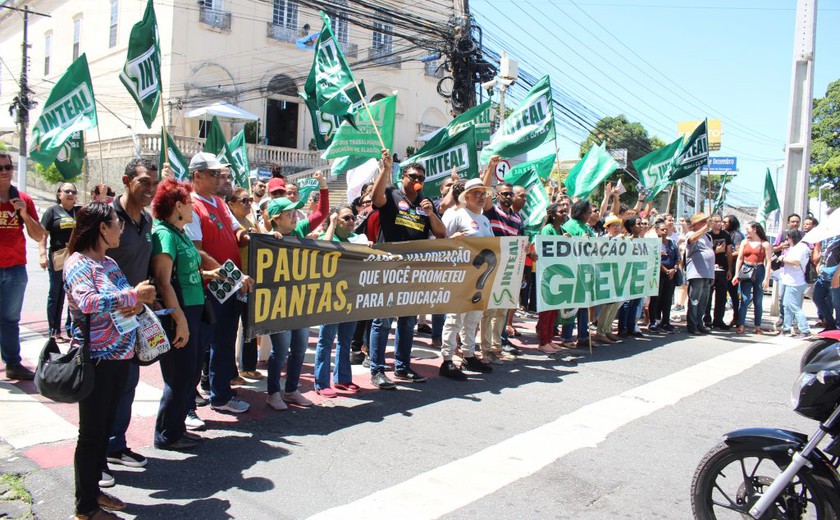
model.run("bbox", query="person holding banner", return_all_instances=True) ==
[617,216,645,338]
[648,220,679,333]
[593,215,625,343]
[535,203,566,353]
[559,200,594,345]
[368,151,445,389]
[685,213,715,335]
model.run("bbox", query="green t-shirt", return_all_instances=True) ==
[292,219,311,239]
[152,221,205,307]
[540,223,561,236]
[318,231,359,243]
[561,218,593,237]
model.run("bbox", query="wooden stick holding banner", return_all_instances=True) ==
[665,184,676,214]
[352,80,386,151]
[159,90,169,171]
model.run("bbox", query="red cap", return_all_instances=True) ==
[268,178,287,193]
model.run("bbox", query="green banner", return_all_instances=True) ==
[323,94,396,160]
[536,236,660,310]
[632,137,682,201]
[480,75,555,163]
[400,125,478,199]
[756,168,780,225]
[202,115,226,155]
[228,130,250,187]
[302,12,360,119]
[668,119,709,182]
[246,234,527,337]
[302,81,366,150]
[159,129,189,181]
[31,54,98,168]
[54,131,85,180]
[564,142,619,200]
[425,100,492,150]
[504,156,552,238]
[119,0,161,129]
[713,174,730,214]
[297,177,321,204]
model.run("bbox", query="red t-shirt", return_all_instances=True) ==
[191,194,242,269]
[0,190,38,268]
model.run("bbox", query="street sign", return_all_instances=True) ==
[707,156,737,172]
[495,160,511,182]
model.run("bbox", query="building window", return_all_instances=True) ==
[328,0,349,44]
[272,0,298,29]
[109,0,119,48]
[200,0,231,30]
[72,17,82,60]
[372,21,393,55]
[44,32,51,75]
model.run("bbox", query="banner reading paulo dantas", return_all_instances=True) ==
[245,234,528,338]
[536,236,660,311]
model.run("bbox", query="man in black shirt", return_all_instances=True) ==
[704,214,733,329]
[368,150,445,389]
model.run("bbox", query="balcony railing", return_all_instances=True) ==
[266,22,296,43]
[424,61,446,79]
[339,41,358,59]
[199,7,231,30]
[368,47,401,69]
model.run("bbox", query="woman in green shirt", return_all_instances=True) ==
[558,200,594,346]
[150,178,221,450]
[536,203,565,353]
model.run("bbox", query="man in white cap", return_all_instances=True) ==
[685,212,714,335]
[184,152,253,415]
[439,178,496,380]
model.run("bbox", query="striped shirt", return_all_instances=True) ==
[483,204,523,237]
[64,252,138,360]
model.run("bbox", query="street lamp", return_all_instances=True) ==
[818,182,833,222]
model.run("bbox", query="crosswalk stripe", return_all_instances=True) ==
[308,335,798,519]
[0,380,78,449]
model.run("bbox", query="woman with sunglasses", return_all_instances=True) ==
[39,182,80,343]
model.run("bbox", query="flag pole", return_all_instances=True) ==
[158,93,169,171]
[352,80,386,151]
[665,184,675,214]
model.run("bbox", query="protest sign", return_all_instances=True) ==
[536,236,659,310]
[246,234,527,338]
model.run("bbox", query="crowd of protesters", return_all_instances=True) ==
[0,148,832,520]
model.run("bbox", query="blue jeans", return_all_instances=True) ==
[207,293,241,406]
[831,287,840,324]
[369,316,416,374]
[431,313,445,342]
[107,361,139,454]
[782,284,809,334]
[617,299,641,334]
[267,328,308,395]
[812,277,835,329]
[561,308,590,341]
[687,278,713,332]
[739,265,766,327]
[0,265,27,366]
[314,322,355,389]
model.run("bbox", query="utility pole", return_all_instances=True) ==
[781,0,817,220]
[1,4,51,188]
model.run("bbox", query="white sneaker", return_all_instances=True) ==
[281,390,313,407]
[211,397,250,414]
[99,470,115,488]
[266,392,288,411]
[185,410,206,430]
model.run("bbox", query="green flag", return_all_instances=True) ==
[756,168,780,225]
[31,54,98,167]
[159,129,188,181]
[401,125,478,199]
[632,137,683,201]
[331,155,370,177]
[302,80,366,150]
[504,157,551,238]
[713,174,729,215]
[303,12,360,119]
[668,119,709,182]
[480,75,555,163]
[564,142,619,200]
[228,131,250,187]
[202,116,227,154]
[425,100,492,150]
[54,131,85,180]
[323,93,396,160]
[297,177,321,205]
[119,0,161,129]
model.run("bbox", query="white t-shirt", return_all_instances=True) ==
[184,193,241,241]
[442,207,493,238]
[781,242,810,287]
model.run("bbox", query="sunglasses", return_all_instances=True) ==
[497,191,513,197]
[202,170,220,178]
[404,173,425,182]
[0,164,13,171]
[237,198,253,204]
[62,189,78,195]
[339,215,355,222]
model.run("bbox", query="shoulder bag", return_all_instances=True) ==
[34,315,94,403]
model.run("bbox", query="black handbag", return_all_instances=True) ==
[34,315,94,403]
[737,264,756,281]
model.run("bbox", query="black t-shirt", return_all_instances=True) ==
[707,229,732,270]
[375,185,433,243]
[822,238,840,269]
[40,204,80,252]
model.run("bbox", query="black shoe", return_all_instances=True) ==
[712,322,730,330]
[502,343,521,356]
[362,356,370,369]
[200,375,210,392]
[393,367,427,383]
[416,323,433,334]
[698,327,712,335]
[5,364,34,380]
[155,437,199,451]
[439,361,467,380]
[349,351,366,365]
[194,394,209,407]
[461,356,492,373]
[371,371,397,390]
[629,331,644,338]
[183,431,203,441]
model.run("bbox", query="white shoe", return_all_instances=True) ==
[281,390,313,407]
[185,410,206,430]
[99,470,115,488]
[211,397,250,414]
[266,392,288,411]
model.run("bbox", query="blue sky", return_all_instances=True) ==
[471,0,840,207]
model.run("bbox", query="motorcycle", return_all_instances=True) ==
[691,332,840,519]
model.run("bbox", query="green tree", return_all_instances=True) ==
[34,162,80,184]
[810,79,840,207]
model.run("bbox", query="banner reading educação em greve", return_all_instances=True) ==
[536,236,660,311]
[245,234,528,338]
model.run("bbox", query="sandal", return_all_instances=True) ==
[538,343,559,354]
[335,382,360,393]
[735,326,745,334]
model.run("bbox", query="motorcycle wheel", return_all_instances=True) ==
[691,442,829,519]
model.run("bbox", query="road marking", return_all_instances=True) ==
[309,336,798,519]
[0,381,78,449]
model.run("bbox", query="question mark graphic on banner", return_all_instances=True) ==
[471,249,498,303]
